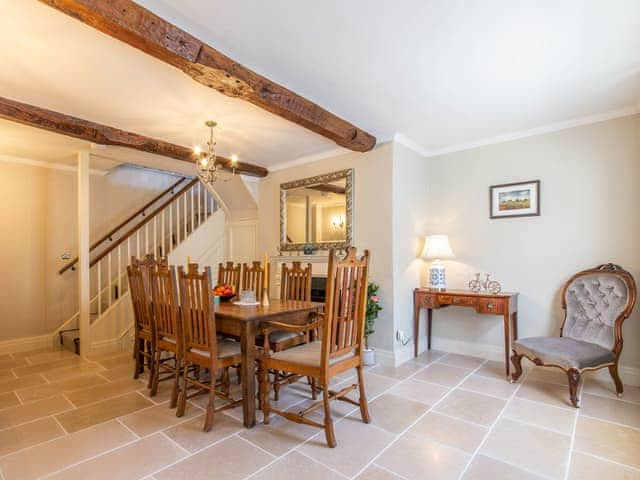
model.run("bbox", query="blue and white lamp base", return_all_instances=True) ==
[429,261,447,290]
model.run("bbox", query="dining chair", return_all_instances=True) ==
[259,248,371,447]
[148,263,182,407]
[128,254,164,386]
[265,262,315,400]
[217,261,241,293]
[511,263,637,407]
[176,263,243,431]
[241,261,268,298]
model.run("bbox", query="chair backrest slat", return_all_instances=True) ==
[242,261,267,298]
[149,263,180,342]
[321,248,370,367]
[217,262,241,293]
[127,262,153,333]
[280,262,312,302]
[179,264,217,358]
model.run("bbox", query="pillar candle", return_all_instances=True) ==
[263,253,269,289]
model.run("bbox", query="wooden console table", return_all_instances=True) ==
[413,289,519,376]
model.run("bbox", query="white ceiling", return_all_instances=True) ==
[1,0,639,170]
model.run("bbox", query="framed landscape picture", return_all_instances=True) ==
[489,180,540,219]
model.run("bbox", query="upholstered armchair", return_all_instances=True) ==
[511,264,636,407]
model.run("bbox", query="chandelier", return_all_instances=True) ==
[194,120,238,183]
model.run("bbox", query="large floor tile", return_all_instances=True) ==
[24,350,78,365]
[475,360,510,380]
[0,417,65,457]
[434,389,505,426]
[65,378,144,407]
[165,413,243,453]
[299,418,395,477]
[356,465,404,480]
[95,353,135,370]
[574,415,640,468]
[0,374,46,395]
[55,391,153,433]
[46,432,187,480]
[98,363,137,382]
[119,401,201,437]
[516,380,574,409]
[354,372,399,400]
[251,451,344,480]
[15,373,108,403]
[481,418,571,479]
[353,393,428,434]
[526,367,569,386]
[438,353,485,370]
[13,357,85,378]
[377,434,470,480]
[413,349,447,365]
[240,412,318,456]
[581,393,640,428]
[155,435,272,480]
[0,356,28,372]
[42,362,106,382]
[388,378,449,406]
[413,363,472,387]
[369,362,424,380]
[459,374,518,399]
[0,395,72,429]
[0,420,136,480]
[502,397,577,435]
[0,391,20,410]
[583,376,640,403]
[407,411,487,453]
[463,454,546,480]
[568,451,640,480]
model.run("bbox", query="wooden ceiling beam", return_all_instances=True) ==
[0,96,268,177]
[38,0,376,152]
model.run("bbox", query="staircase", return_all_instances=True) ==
[57,176,219,353]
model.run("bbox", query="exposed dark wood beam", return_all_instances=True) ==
[39,0,376,152]
[0,96,268,177]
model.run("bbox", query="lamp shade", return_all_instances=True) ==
[420,235,454,259]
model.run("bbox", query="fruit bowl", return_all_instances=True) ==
[212,284,236,302]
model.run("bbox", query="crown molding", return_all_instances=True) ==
[268,147,350,173]
[0,154,109,175]
[392,105,640,160]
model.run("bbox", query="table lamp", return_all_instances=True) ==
[421,235,454,290]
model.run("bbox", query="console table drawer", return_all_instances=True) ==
[478,297,505,314]
[418,294,438,309]
[438,295,477,308]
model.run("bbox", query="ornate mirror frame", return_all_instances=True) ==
[280,168,354,251]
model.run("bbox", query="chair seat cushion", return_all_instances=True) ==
[192,339,241,359]
[269,330,305,344]
[514,336,616,370]
[270,341,354,367]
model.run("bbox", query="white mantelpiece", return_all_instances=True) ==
[269,254,329,298]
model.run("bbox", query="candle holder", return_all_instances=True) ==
[261,288,270,307]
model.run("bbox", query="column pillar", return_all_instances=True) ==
[77,151,90,357]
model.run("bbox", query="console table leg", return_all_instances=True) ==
[503,311,511,377]
[512,312,518,340]
[413,302,420,357]
[427,308,432,350]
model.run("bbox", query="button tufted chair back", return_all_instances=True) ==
[561,264,636,354]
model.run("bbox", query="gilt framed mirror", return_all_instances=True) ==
[280,169,353,251]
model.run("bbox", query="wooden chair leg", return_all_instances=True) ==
[567,368,581,408]
[608,364,624,397]
[133,338,142,379]
[311,377,317,401]
[235,365,242,385]
[510,353,524,383]
[322,383,337,448]
[260,364,271,424]
[150,350,160,397]
[176,360,189,418]
[356,366,371,423]
[273,371,281,401]
[221,367,231,396]
[203,372,216,432]
[170,355,181,409]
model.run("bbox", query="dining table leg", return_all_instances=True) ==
[240,320,257,428]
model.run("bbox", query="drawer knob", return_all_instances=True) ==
[487,303,495,309]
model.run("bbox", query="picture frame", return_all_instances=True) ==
[489,180,540,219]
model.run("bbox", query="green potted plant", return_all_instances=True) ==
[363,282,382,366]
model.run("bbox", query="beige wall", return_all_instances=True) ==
[424,114,640,370]
[257,143,395,352]
[0,161,178,341]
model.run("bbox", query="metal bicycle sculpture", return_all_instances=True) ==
[469,273,502,294]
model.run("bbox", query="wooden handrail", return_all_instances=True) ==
[87,177,201,269]
[59,177,199,274]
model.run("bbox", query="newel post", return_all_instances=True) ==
[77,151,91,357]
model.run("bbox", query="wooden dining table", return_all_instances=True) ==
[214,299,324,428]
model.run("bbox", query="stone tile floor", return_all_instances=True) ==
[0,347,638,479]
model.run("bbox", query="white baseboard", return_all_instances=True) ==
[0,333,57,355]
[372,348,395,367]
[395,335,640,387]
